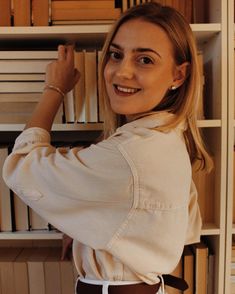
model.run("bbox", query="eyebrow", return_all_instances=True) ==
[110,43,162,59]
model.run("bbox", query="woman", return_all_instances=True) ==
[3,2,212,294]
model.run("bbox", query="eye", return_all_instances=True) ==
[108,50,122,61]
[138,56,154,65]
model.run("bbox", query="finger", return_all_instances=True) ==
[58,45,66,61]
[66,45,75,65]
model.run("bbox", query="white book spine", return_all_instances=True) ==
[84,51,98,123]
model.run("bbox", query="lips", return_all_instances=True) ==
[114,84,141,95]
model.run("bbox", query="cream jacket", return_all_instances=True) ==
[2,112,201,284]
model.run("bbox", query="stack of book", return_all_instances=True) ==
[0,246,77,294]
[0,146,53,232]
[51,0,121,25]
[0,0,122,26]
[164,241,214,294]
[0,49,104,125]
[122,0,193,23]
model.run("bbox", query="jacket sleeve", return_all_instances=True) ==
[2,127,133,249]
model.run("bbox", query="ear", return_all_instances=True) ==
[172,62,190,88]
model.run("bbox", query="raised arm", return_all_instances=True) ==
[25,45,80,132]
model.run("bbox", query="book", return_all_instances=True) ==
[0,60,53,73]
[74,50,86,123]
[192,157,215,224]
[27,247,51,294]
[52,19,114,25]
[32,0,49,26]
[14,193,30,231]
[84,51,98,122]
[183,246,194,294]
[0,247,23,294]
[13,0,31,26]
[29,208,49,231]
[51,1,115,10]
[97,50,104,122]
[0,93,42,102]
[197,51,205,119]
[191,241,208,294]
[122,0,128,12]
[13,248,35,294]
[0,147,12,231]
[0,81,45,93]
[0,0,11,26]
[44,247,62,294]
[60,259,75,294]
[64,90,75,123]
[0,73,45,81]
[0,51,57,59]
[51,7,121,21]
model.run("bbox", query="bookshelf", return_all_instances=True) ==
[0,1,228,294]
[225,0,235,293]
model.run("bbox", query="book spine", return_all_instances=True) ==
[0,0,11,26]
[13,0,31,26]
[32,0,49,26]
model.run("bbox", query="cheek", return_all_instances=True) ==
[104,63,112,84]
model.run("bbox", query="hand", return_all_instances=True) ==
[45,45,80,95]
[61,233,73,260]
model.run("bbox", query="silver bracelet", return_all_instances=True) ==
[44,84,65,98]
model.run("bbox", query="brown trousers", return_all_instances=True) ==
[76,280,161,294]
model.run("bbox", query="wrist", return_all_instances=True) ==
[44,84,66,99]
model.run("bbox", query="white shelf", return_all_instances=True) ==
[201,223,220,235]
[0,23,220,46]
[0,230,62,240]
[197,119,221,127]
[0,24,111,48]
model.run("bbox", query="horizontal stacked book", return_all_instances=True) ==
[0,50,104,125]
[0,0,194,26]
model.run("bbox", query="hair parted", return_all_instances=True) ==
[98,1,213,171]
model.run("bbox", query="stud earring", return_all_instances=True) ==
[170,85,177,90]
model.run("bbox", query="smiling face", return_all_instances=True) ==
[104,19,183,117]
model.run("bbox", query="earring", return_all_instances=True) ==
[170,85,177,90]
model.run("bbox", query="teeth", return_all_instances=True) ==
[116,85,138,93]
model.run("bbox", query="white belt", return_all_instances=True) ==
[75,276,165,294]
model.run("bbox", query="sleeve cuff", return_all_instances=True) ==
[13,127,51,152]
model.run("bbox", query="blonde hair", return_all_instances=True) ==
[98,2,213,171]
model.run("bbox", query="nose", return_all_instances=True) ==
[115,59,134,80]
